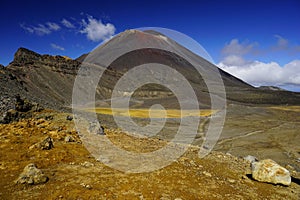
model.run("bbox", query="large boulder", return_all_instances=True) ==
[89,120,105,135]
[0,109,19,124]
[0,95,43,124]
[251,159,291,186]
[15,163,48,185]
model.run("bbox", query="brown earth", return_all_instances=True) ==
[0,110,299,200]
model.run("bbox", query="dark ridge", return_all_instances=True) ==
[76,53,88,62]
[8,48,80,75]
[143,29,167,37]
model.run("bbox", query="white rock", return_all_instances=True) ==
[81,161,94,167]
[203,171,212,177]
[64,135,75,142]
[251,159,291,186]
[244,155,258,163]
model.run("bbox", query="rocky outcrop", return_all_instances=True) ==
[1,48,82,110]
[38,136,54,150]
[11,47,42,66]
[15,163,48,185]
[251,159,291,186]
[29,136,54,150]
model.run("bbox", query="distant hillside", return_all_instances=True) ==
[258,86,286,91]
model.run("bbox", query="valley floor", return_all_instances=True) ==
[0,106,299,199]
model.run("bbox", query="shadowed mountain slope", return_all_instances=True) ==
[1,30,299,112]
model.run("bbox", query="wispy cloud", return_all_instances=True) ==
[61,18,75,28]
[80,16,115,42]
[20,23,34,33]
[51,43,65,51]
[274,35,288,47]
[31,24,51,35]
[46,22,60,31]
[273,35,288,51]
[20,22,60,36]
[293,45,300,54]
[272,35,300,54]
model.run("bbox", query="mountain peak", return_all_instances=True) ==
[15,47,41,59]
[11,47,42,66]
[122,29,165,36]
[116,29,167,40]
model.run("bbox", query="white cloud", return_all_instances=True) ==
[32,24,52,35]
[221,55,249,66]
[218,58,300,87]
[20,16,116,43]
[20,24,34,33]
[51,43,65,51]
[221,39,258,56]
[219,37,300,90]
[61,18,75,28]
[80,17,115,42]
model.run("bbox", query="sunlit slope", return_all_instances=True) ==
[269,106,300,112]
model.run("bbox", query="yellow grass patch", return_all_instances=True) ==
[87,107,216,118]
[269,106,300,112]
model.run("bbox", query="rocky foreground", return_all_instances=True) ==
[0,99,299,199]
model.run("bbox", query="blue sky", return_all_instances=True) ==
[0,0,299,91]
